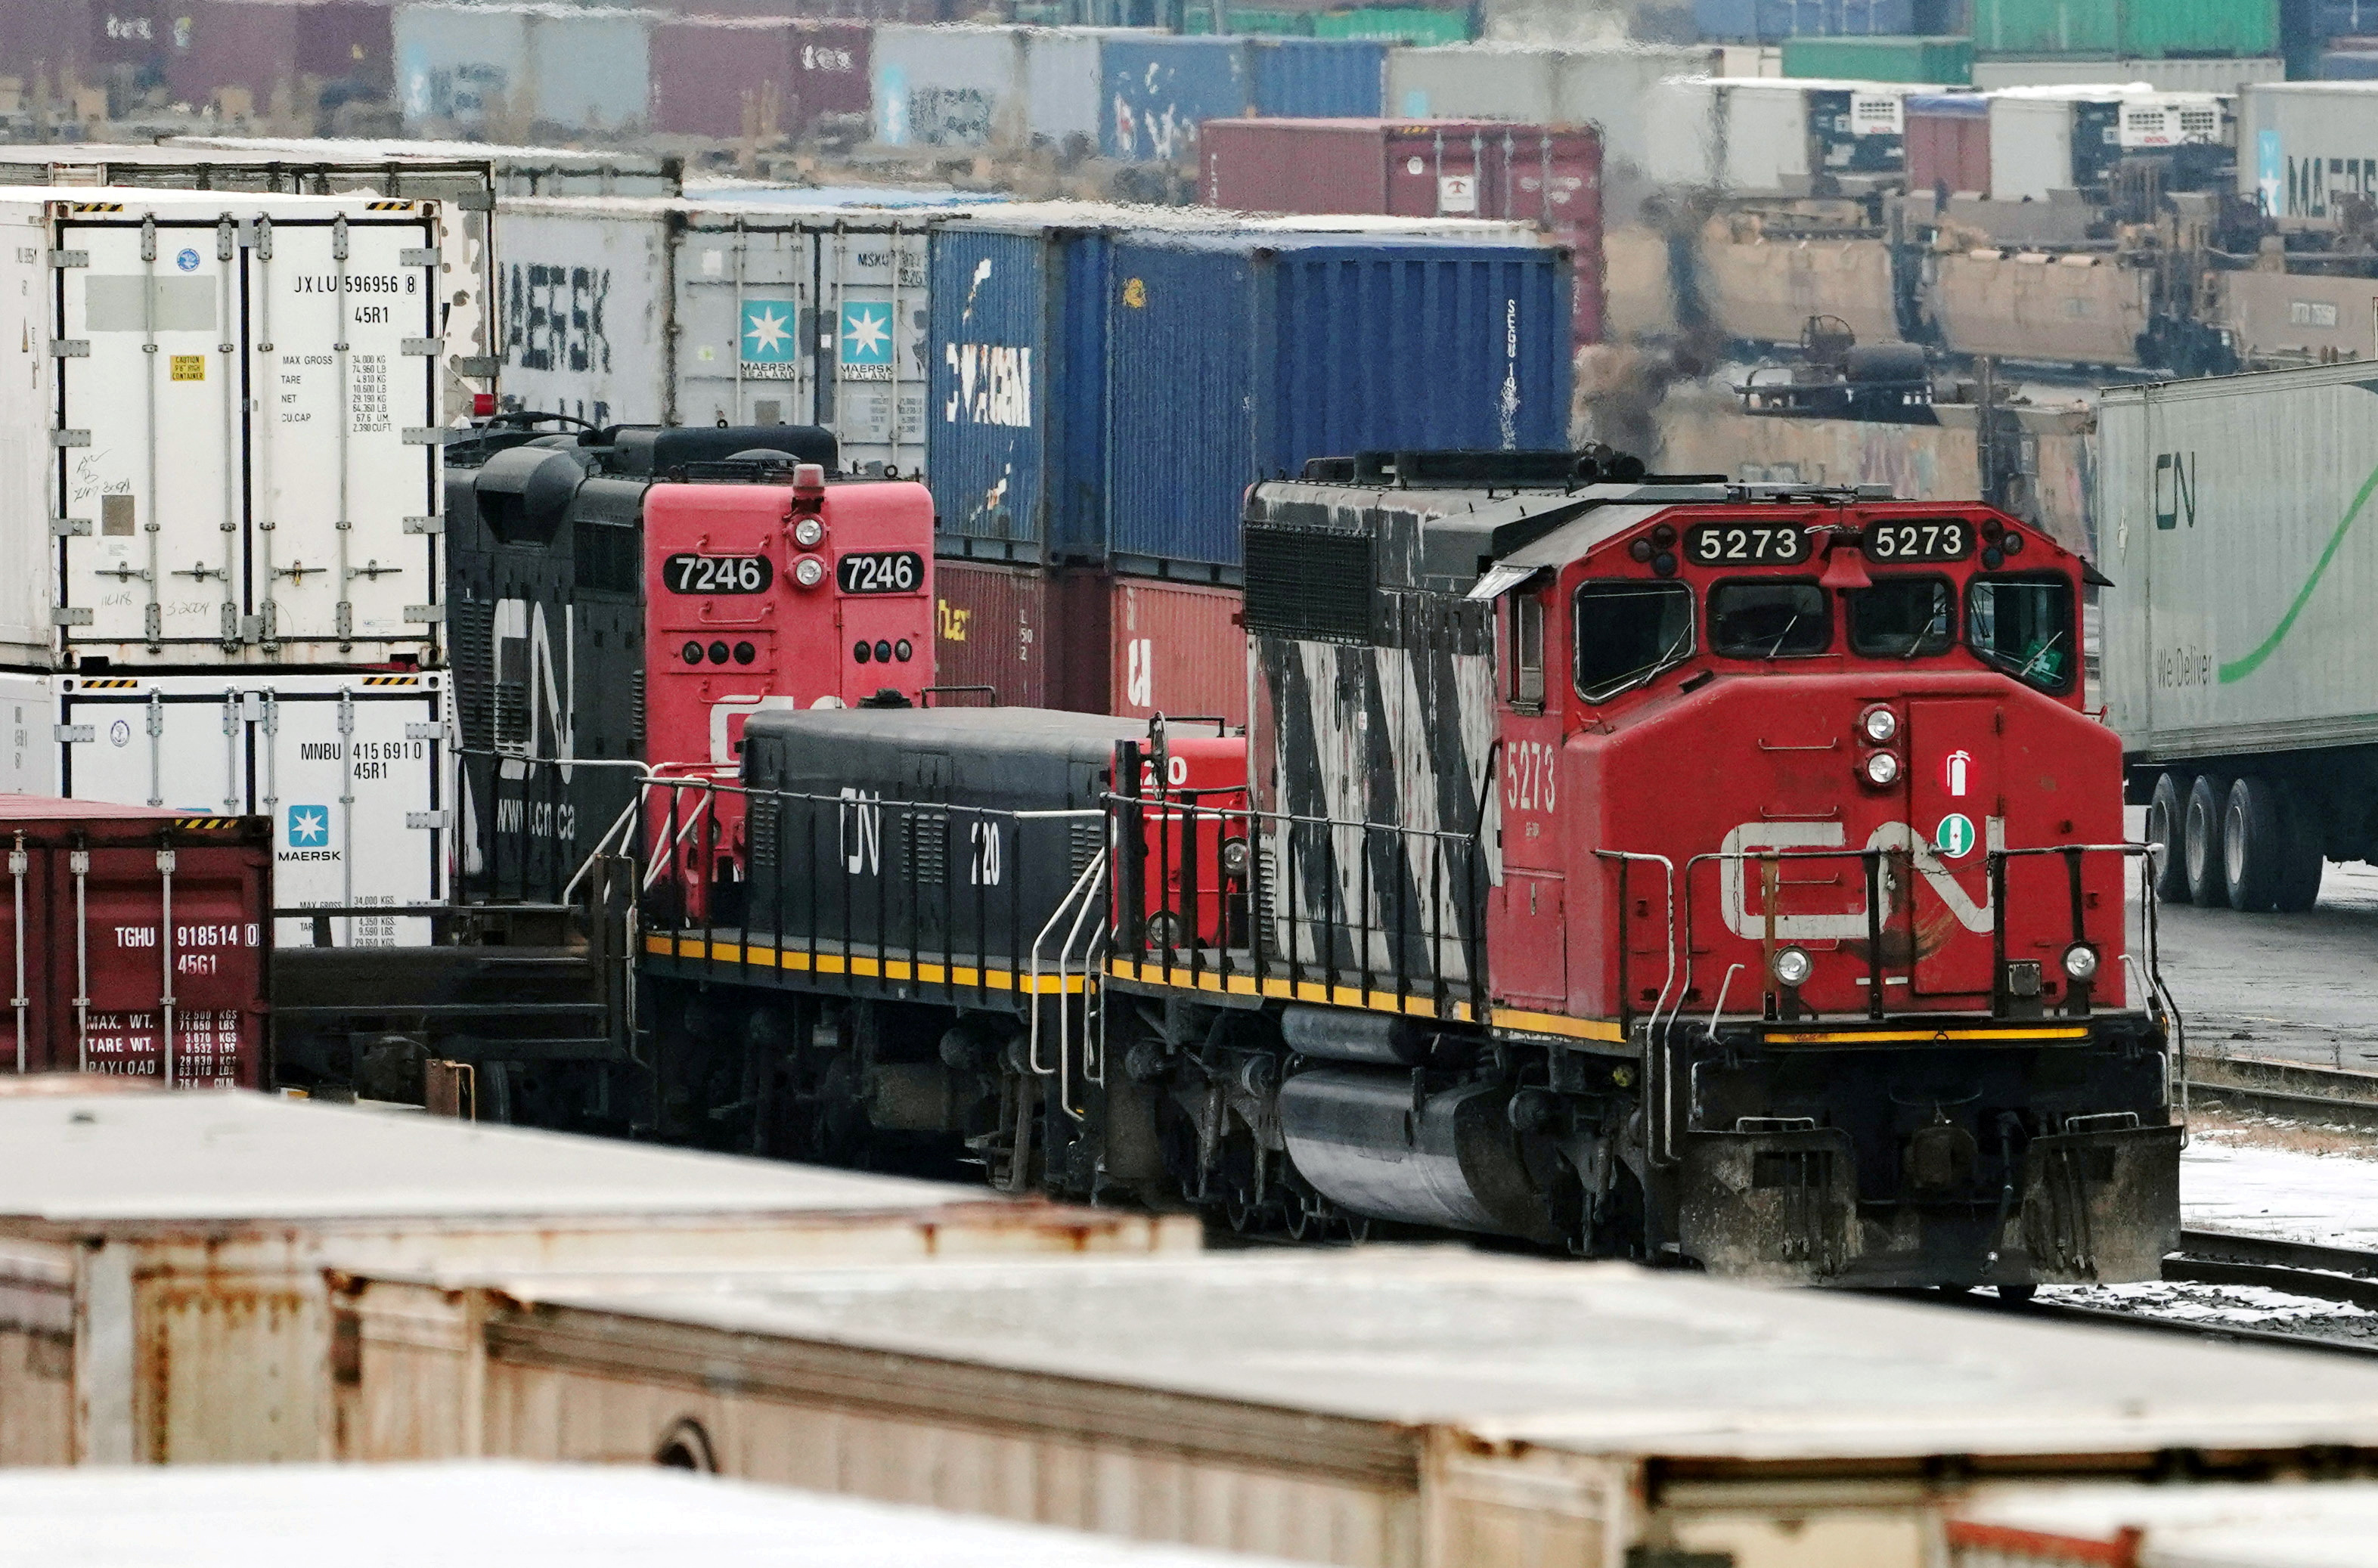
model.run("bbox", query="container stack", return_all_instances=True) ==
[924,209,1571,727]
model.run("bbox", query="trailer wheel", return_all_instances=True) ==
[2144,772,2191,903]
[2183,772,2233,908]
[2224,776,2287,912]
[2277,782,2327,913]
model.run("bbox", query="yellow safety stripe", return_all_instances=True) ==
[1490,1008,1629,1044]
[1768,1025,2093,1045]
[646,934,1085,995]
[358,674,420,686]
[79,678,138,689]
[1103,956,1489,1025]
[172,818,242,831]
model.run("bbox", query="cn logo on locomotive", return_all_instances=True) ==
[1718,819,2001,940]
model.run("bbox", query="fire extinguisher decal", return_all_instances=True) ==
[1944,748,1970,798]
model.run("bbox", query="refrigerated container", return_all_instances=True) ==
[2099,361,2378,910]
[0,798,268,1087]
[2241,82,2378,228]
[648,15,869,140]
[929,216,1567,572]
[0,1089,1195,1467]
[394,2,656,137]
[1199,118,1602,340]
[491,196,934,474]
[0,670,448,950]
[355,1249,2378,1567]
[0,188,442,671]
[162,0,393,114]
[1643,76,1936,195]
[1989,85,2230,203]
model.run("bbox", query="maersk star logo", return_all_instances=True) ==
[287,804,330,847]
[741,302,797,364]
[841,304,894,367]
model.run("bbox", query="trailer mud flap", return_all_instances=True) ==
[1678,1126,1859,1281]
[2011,1123,2182,1284]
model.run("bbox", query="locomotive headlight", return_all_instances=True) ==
[1859,706,1899,744]
[1772,946,1814,987]
[2062,943,2100,982]
[792,517,826,550]
[1220,836,1251,878]
[792,556,826,588]
[1862,750,1901,787]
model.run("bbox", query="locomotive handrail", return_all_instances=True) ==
[1028,847,1109,1082]
[1593,851,1679,1166]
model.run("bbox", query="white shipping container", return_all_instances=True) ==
[1972,56,2283,95]
[498,197,937,476]
[2240,81,2378,228]
[1988,87,2227,203]
[0,669,449,949]
[2100,361,2378,761]
[0,188,442,671]
[1642,77,1929,196]
[872,24,1029,149]
[1386,44,1720,179]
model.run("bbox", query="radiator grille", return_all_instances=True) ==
[1244,527,1372,644]
[902,810,948,886]
[1069,820,1102,881]
[450,600,495,749]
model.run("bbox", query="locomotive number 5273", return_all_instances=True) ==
[1685,523,1809,565]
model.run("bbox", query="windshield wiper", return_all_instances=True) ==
[1764,615,1803,659]
[2014,629,2066,683]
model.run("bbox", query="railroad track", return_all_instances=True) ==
[2183,1055,2378,1128]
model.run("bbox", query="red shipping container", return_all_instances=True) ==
[165,0,392,110]
[1906,97,1991,198]
[650,15,870,140]
[1200,117,1604,344]
[933,562,1249,727]
[0,798,271,1089]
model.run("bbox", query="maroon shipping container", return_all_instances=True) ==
[0,798,271,1089]
[165,0,392,110]
[650,15,869,139]
[0,0,170,87]
[933,562,1248,727]
[1199,117,1604,343]
[1906,100,1991,198]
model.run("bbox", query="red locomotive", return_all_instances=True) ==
[634,449,2180,1291]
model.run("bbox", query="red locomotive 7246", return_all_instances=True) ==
[632,448,2180,1291]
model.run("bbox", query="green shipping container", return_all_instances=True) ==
[1972,0,2277,59]
[1781,34,1974,82]
[1311,7,1472,45]
[1183,3,1316,32]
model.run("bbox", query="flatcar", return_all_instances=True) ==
[634,448,2182,1291]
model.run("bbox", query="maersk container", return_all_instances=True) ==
[0,797,269,1087]
[2241,82,2378,227]
[0,188,442,672]
[493,196,933,475]
[0,670,451,951]
[1102,232,1569,572]
[395,3,656,137]
[1972,0,2278,60]
[1781,34,1974,82]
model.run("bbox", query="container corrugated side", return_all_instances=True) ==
[1907,93,1991,191]
[1102,233,1570,572]
[1973,57,2283,92]
[649,17,870,139]
[1101,36,1248,161]
[166,0,394,110]
[1102,576,1248,725]
[2099,363,2378,760]
[1311,9,1469,46]
[927,222,1062,556]
[524,7,653,134]
[1695,0,1917,40]
[1781,35,1973,83]
[395,2,531,136]
[1974,0,2277,58]
[1386,43,1558,120]
[493,197,671,426]
[1248,39,1384,117]
[931,560,1059,708]
[2241,82,2378,225]
[1201,119,1395,212]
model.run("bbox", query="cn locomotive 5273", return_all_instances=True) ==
[637,449,2181,1291]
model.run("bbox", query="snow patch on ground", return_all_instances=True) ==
[2184,1130,2378,1252]
[2044,1279,2374,1326]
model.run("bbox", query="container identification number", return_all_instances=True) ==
[1862,521,1971,562]
[662,553,773,595]
[837,550,923,595]
[1685,524,1810,566]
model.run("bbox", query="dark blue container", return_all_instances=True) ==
[1101,36,1248,162]
[927,220,1572,575]
[2321,48,2378,75]
[1101,232,1573,574]
[1248,38,1386,117]
[2318,0,2378,38]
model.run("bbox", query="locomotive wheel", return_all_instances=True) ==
[2144,772,2191,903]
[2183,771,2234,908]
[1223,1185,1258,1234]
[2223,776,2287,913]
[2277,783,2327,913]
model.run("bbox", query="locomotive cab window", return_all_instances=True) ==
[1573,580,1693,703]
[1710,579,1830,659]
[1967,574,2076,693]
[1509,593,1546,711]
[1847,575,1953,657]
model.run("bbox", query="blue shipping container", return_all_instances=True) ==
[1697,0,1916,39]
[2319,0,2378,39]
[1102,36,1248,162]
[1248,38,1387,117]
[1102,234,1573,572]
